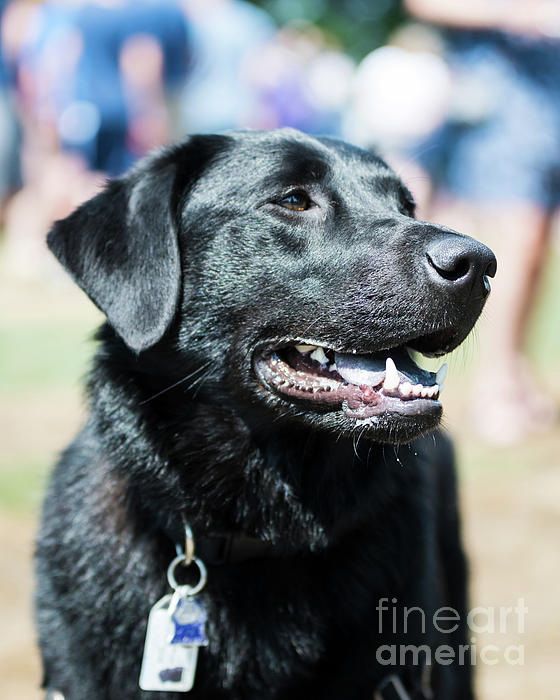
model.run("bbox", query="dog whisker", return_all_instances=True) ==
[139,360,214,405]
[191,365,220,398]
[301,312,332,336]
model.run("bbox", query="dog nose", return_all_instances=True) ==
[425,234,496,295]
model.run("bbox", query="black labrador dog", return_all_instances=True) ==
[36,129,496,700]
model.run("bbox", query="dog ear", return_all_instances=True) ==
[47,160,181,352]
[47,137,228,353]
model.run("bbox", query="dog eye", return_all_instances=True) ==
[278,191,312,211]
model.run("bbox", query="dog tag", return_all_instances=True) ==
[139,594,200,692]
[170,596,208,646]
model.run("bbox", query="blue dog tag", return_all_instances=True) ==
[170,596,208,646]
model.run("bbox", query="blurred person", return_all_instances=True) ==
[248,22,354,135]
[180,3,353,137]
[342,25,451,215]
[2,0,189,279]
[180,0,275,132]
[404,0,560,444]
[0,0,22,220]
[18,0,189,176]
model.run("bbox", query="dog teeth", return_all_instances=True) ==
[272,346,441,402]
[436,363,448,388]
[310,347,329,365]
[400,382,413,397]
[295,344,317,353]
[383,357,400,391]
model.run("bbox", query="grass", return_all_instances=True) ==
[0,274,101,512]
[0,320,98,392]
[0,457,50,512]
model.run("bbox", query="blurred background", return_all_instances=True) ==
[0,0,559,698]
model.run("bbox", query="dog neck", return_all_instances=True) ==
[88,347,421,553]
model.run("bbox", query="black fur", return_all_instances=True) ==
[36,129,495,699]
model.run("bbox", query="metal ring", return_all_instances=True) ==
[183,522,195,565]
[167,554,207,596]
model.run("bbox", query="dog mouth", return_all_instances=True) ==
[254,342,447,422]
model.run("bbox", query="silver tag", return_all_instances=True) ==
[139,594,200,692]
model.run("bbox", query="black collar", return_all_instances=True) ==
[168,532,289,566]
[184,532,290,565]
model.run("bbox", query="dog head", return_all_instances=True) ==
[48,129,495,444]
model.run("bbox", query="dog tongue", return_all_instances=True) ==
[335,348,434,387]
[334,352,386,387]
